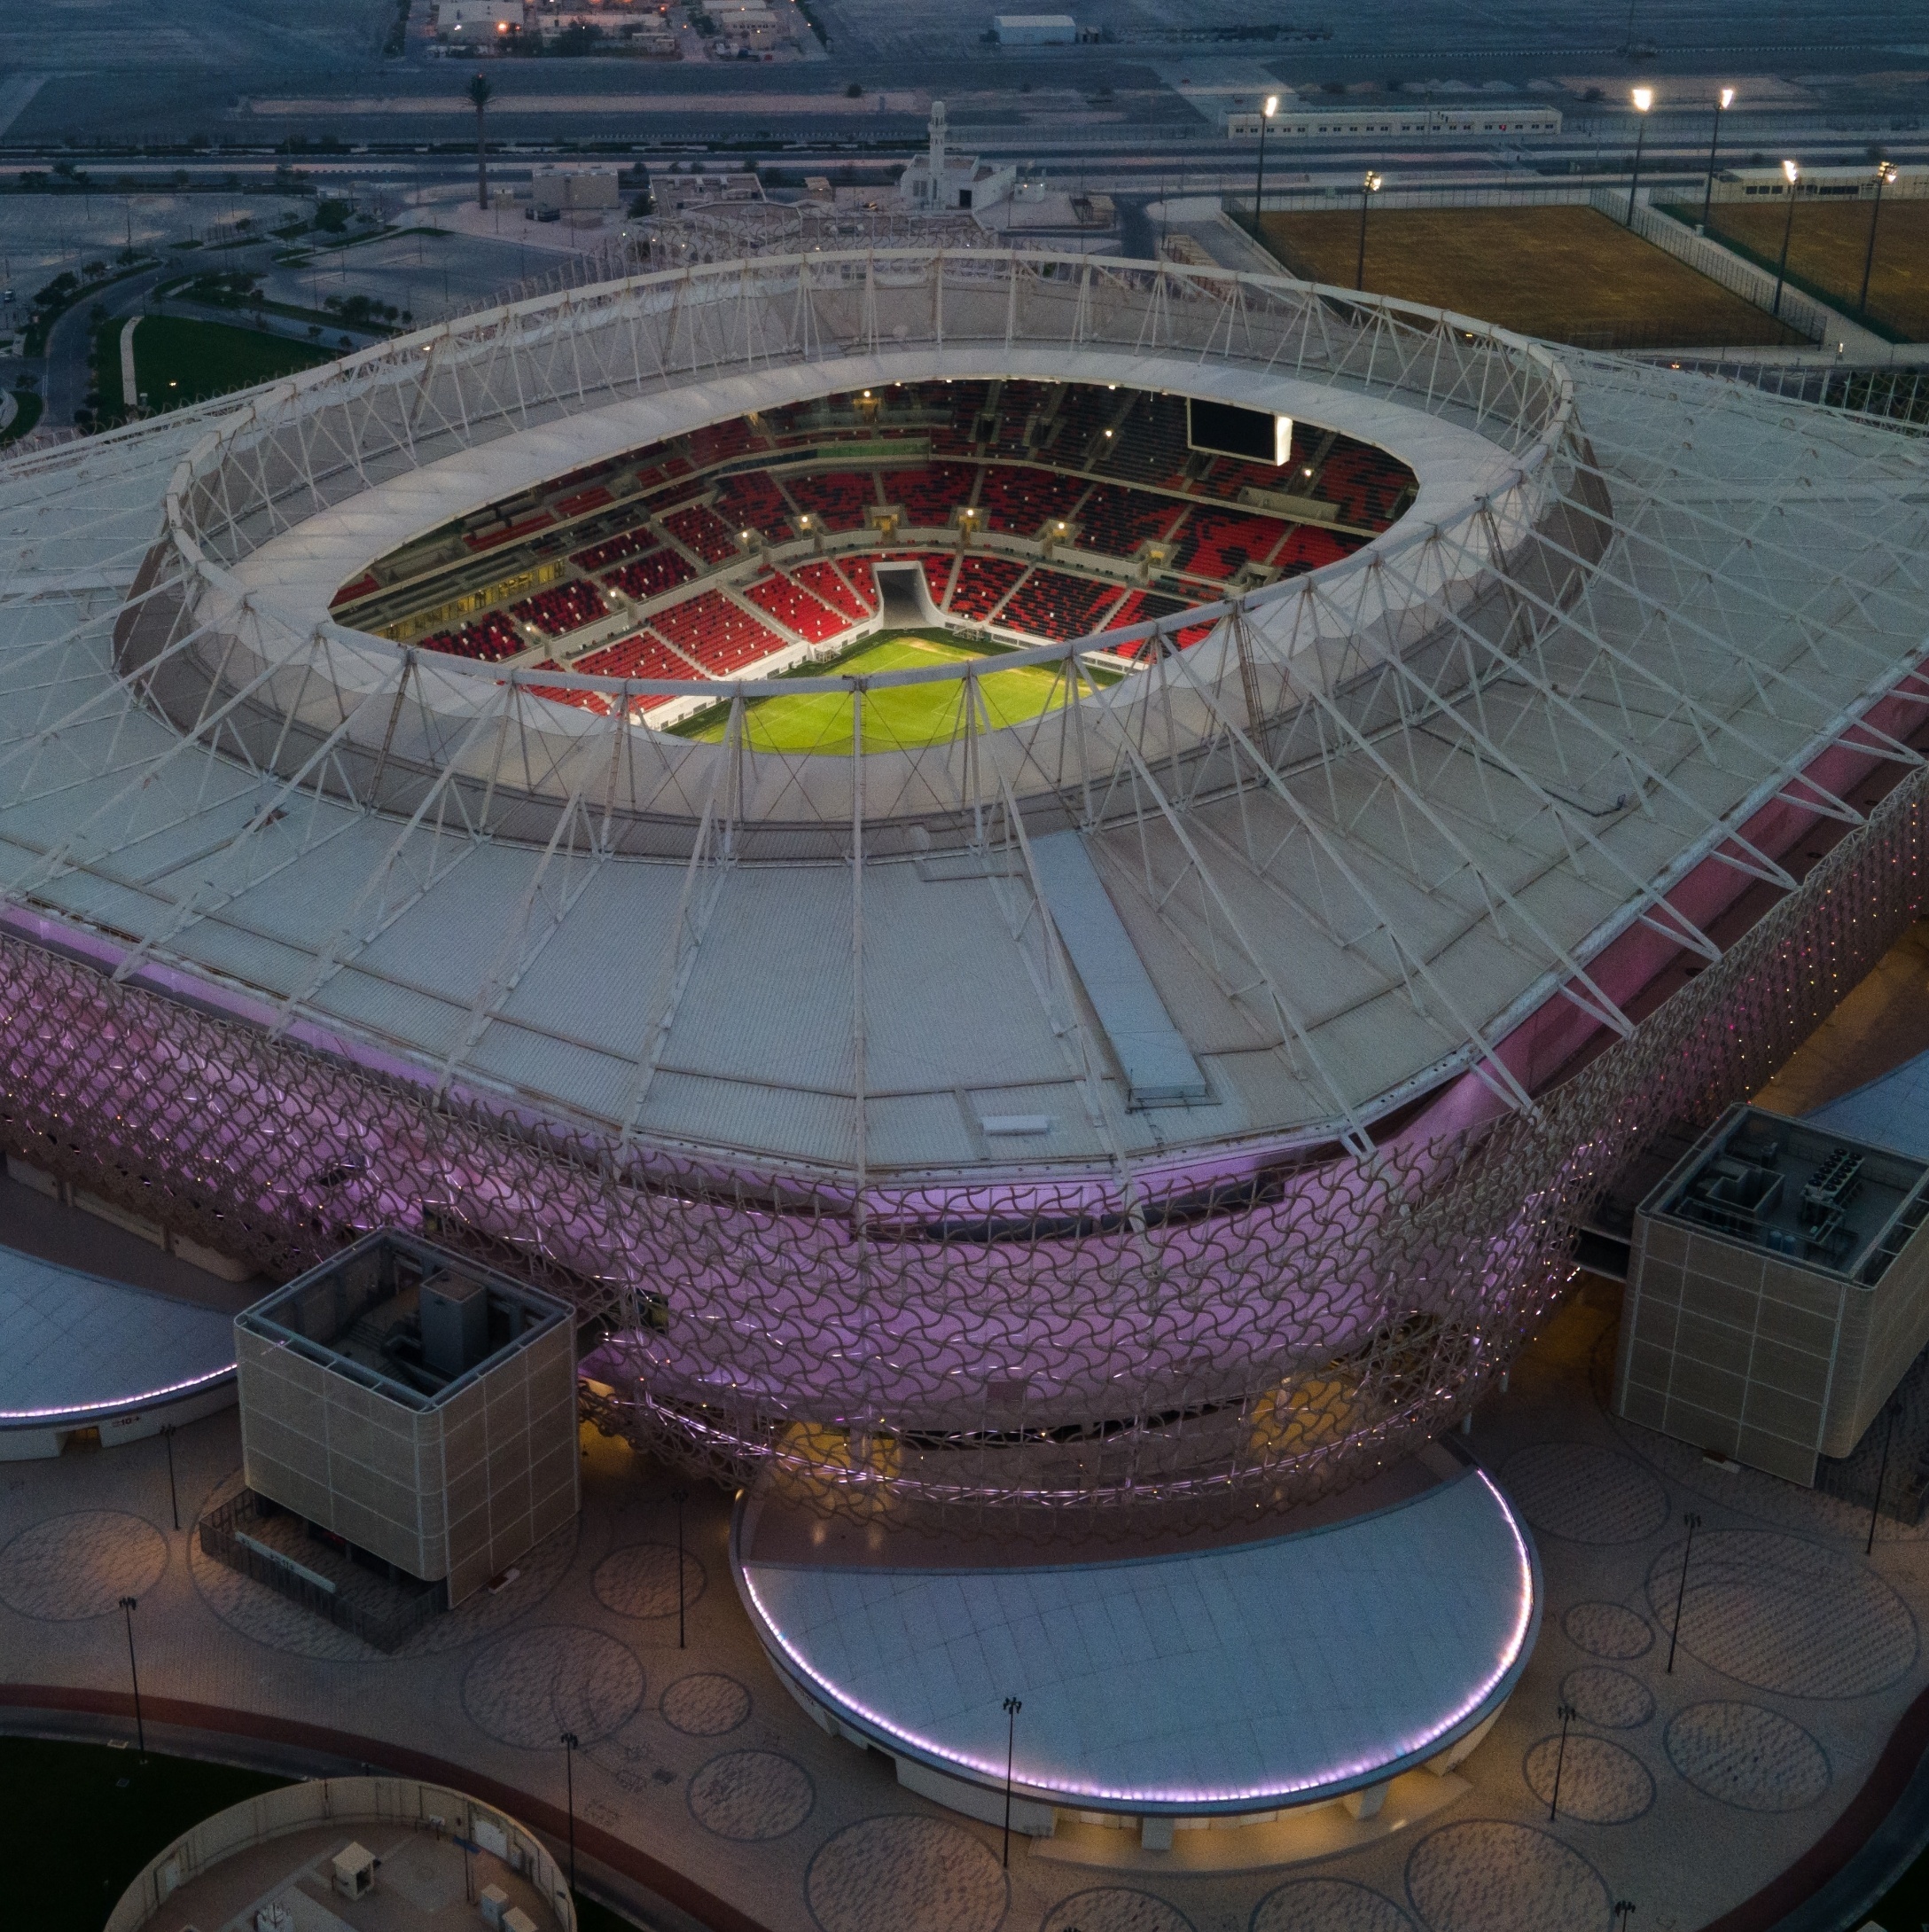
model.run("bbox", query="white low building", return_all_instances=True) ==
[897,100,1015,215]
[438,0,526,43]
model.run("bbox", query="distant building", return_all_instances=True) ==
[531,165,621,214]
[898,100,1015,214]
[1713,164,1929,201]
[438,0,526,43]
[1227,103,1562,139]
[991,11,1077,42]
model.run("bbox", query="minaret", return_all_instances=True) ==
[926,99,948,205]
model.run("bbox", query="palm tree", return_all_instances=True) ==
[467,73,494,211]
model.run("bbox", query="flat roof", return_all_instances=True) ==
[0,1244,234,1429]
[736,1458,1537,1815]
[1644,1105,1929,1286]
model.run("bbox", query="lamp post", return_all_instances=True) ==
[1771,158,1800,319]
[559,1731,579,1897]
[1625,88,1653,226]
[161,1425,179,1533]
[119,1595,144,1755]
[1699,87,1735,231]
[1548,1701,1579,1821]
[1355,171,1382,290]
[1858,160,1898,317]
[1667,1511,1702,1673]
[670,1484,690,1649]
[1868,1393,1905,1555]
[1001,1695,1022,1868]
[1614,1904,1637,1929]
[1252,94,1277,230]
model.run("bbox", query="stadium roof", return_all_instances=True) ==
[2,249,1925,1193]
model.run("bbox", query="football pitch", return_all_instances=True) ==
[681,634,1074,753]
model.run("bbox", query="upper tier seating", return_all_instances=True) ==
[746,572,850,645]
[510,579,608,638]
[1316,444,1410,528]
[464,511,553,553]
[947,554,1025,621]
[421,610,526,663]
[998,568,1125,642]
[1073,483,1184,559]
[715,471,795,542]
[605,549,698,603]
[883,464,977,528]
[652,591,790,677]
[1173,509,1293,583]
[977,465,1087,538]
[662,505,741,566]
[572,527,657,573]
[795,559,870,622]
[784,470,878,533]
[1272,525,1358,575]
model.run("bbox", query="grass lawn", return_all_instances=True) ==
[1253,205,1808,350]
[1678,199,1929,341]
[131,315,339,413]
[682,633,1074,753]
[0,389,43,447]
[0,1736,287,1930]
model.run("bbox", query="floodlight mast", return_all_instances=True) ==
[1356,170,1383,290]
[1625,88,1654,226]
[1772,158,1800,318]
[1860,160,1898,315]
[1253,93,1279,227]
[1699,87,1736,231]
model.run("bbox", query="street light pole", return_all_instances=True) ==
[1355,171,1382,289]
[1252,94,1277,230]
[670,1484,690,1649]
[162,1425,179,1533]
[1548,1701,1578,1821]
[1771,159,1800,319]
[1699,87,1735,231]
[559,1731,579,1897]
[119,1595,144,1755]
[1667,1511,1702,1673]
[1614,1903,1637,1930]
[1001,1695,1022,1868]
[1858,161,1898,317]
[1625,88,1654,226]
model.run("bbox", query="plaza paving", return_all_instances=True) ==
[2,1274,1925,1932]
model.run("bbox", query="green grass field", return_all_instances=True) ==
[681,633,1074,753]
[131,315,338,413]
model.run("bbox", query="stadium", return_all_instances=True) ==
[5,246,1929,1834]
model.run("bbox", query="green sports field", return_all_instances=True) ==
[682,634,1074,753]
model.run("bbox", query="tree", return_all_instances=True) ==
[467,73,495,211]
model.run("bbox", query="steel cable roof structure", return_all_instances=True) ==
[3,247,1927,1527]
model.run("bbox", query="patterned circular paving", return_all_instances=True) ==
[807,1814,1007,1932]
[0,1510,167,1621]
[1521,1734,1653,1823]
[461,1623,644,1747]
[1251,1878,1414,1932]
[1560,1666,1654,1730]
[1563,1600,1654,1661]
[1665,1701,1831,1811]
[1644,1529,1916,1697]
[1042,1888,1194,1932]
[594,1541,708,1621]
[1500,1443,1668,1545]
[661,1671,753,1736]
[1406,1821,1611,1932]
[686,1749,815,1841]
